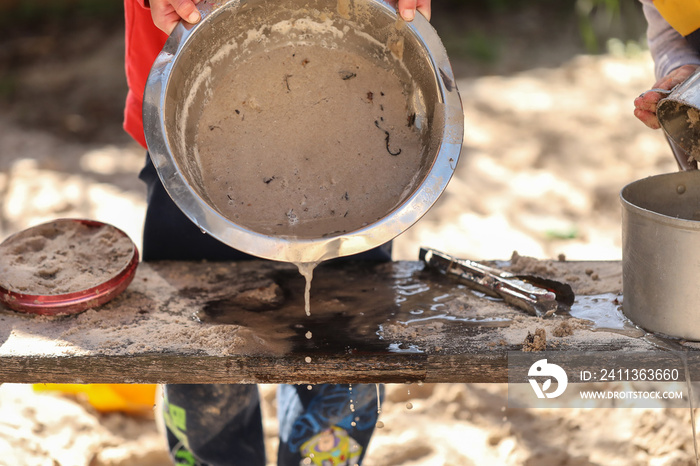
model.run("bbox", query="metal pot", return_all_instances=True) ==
[621,170,700,340]
[143,0,463,263]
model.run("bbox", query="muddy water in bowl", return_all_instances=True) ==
[197,43,422,239]
[621,170,700,340]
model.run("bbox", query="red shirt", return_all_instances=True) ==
[124,0,168,148]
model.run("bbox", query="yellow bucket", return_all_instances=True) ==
[33,384,157,415]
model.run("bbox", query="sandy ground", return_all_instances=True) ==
[1,6,697,466]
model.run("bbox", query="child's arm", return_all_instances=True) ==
[634,0,700,129]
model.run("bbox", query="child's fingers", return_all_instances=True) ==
[397,0,431,22]
[634,91,661,112]
[415,0,431,21]
[653,64,700,91]
[170,0,201,25]
[150,0,200,34]
[633,107,661,129]
[150,1,179,34]
[633,92,663,129]
[397,0,416,21]
[654,74,680,91]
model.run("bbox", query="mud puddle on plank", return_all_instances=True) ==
[195,261,511,355]
[567,293,645,338]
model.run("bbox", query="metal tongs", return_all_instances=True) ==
[420,247,575,317]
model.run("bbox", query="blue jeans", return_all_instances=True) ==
[139,155,388,465]
[163,384,384,466]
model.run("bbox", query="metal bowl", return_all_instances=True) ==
[144,0,463,263]
[621,171,700,340]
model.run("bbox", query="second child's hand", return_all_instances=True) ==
[634,64,700,129]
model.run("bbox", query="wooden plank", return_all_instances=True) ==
[0,259,685,384]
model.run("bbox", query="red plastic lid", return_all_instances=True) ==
[0,219,139,316]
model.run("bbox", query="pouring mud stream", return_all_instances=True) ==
[295,262,320,317]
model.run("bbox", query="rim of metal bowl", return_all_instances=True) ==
[143,0,464,263]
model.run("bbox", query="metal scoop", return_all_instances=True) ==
[420,247,575,317]
[655,68,700,170]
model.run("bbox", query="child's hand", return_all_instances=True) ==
[387,0,431,22]
[149,0,203,35]
[397,0,431,21]
[634,64,700,129]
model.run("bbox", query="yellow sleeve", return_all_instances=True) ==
[654,0,700,36]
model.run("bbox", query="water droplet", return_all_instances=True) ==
[305,331,313,339]
[376,421,384,429]
[406,402,413,410]
[376,383,382,414]
[305,356,312,363]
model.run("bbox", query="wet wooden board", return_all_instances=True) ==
[0,259,686,384]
